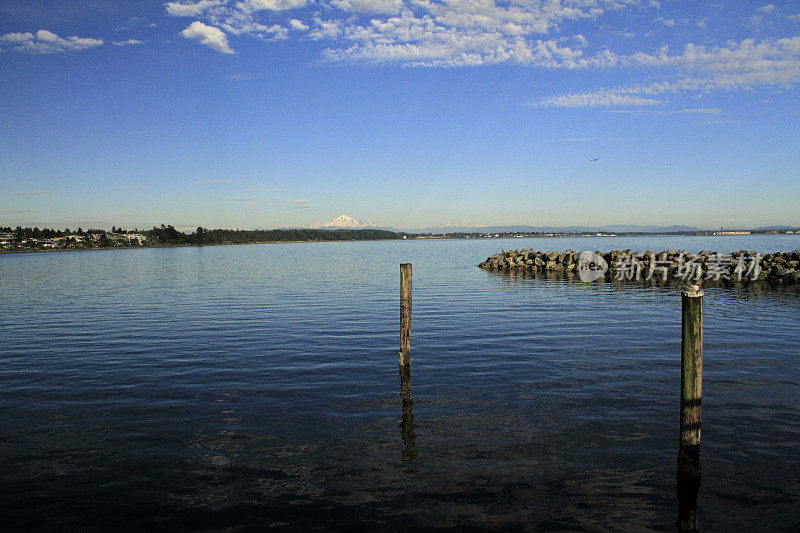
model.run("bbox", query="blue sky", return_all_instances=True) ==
[1,0,799,230]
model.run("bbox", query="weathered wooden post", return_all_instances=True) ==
[677,286,703,532]
[400,263,412,366]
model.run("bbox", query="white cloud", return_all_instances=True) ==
[263,25,289,39]
[0,32,34,44]
[756,4,776,14]
[289,19,309,31]
[310,18,343,40]
[157,0,800,108]
[788,14,800,22]
[310,6,630,67]
[165,1,222,17]
[0,30,103,54]
[181,21,235,53]
[168,0,304,38]
[171,0,648,62]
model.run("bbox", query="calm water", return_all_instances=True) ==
[2,235,799,531]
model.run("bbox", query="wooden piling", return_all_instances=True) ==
[677,287,703,532]
[679,287,703,460]
[400,263,412,366]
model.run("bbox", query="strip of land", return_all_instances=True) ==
[2,223,799,255]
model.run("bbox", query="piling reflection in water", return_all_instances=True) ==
[676,445,700,532]
[399,364,417,462]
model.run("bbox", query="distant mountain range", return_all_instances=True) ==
[751,225,800,231]
[414,224,704,234]
[301,215,797,235]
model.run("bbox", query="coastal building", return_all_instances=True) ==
[109,232,146,244]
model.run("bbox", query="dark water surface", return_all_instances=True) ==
[2,235,799,531]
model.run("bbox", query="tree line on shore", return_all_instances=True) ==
[1,224,408,250]
[1,226,136,239]
[149,225,406,244]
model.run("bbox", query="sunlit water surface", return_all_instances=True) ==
[1,235,799,531]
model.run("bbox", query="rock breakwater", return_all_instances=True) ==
[478,249,800,284]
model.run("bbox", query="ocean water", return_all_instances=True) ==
[1,235,799,531]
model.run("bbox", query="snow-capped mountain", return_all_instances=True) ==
[310,215,378,229]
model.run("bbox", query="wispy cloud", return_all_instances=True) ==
[115,17,157,32]
[545,137,600,142]
[112,39,145,46]
[544,137,631,142]
[192,178,248,184]
[533,36,800,108]
[674,108,723,115]
[7,190,55,197]
[224,73,260,80]
[605,108,725,117]
[110,185,151,191]
[168,193,204,200]
[533,92,662,109]
[750,5,778,27]
[292,199,312,208]
[0,30,102,54]
[697,119,742,125]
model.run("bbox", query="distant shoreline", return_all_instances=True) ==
[3,231,799,256]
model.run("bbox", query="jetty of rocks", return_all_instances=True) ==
[478,249,800,283]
